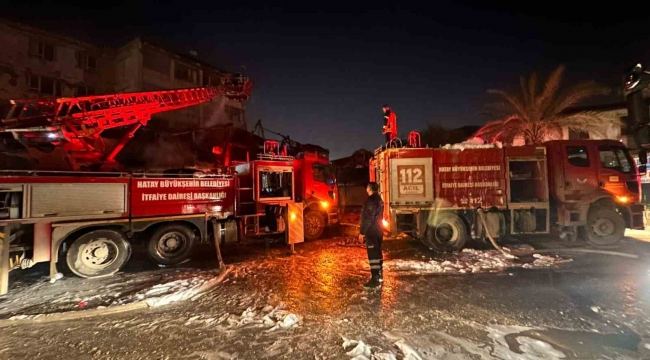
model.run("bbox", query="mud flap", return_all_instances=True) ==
[286,203,304,246]
[0,226,10,295]
[630,204,645,229]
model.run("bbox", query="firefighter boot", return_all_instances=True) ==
[363,269,381,289]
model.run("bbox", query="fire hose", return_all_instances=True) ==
[477,208,517,258]
[211,220,225,269]
[476,209,642,259]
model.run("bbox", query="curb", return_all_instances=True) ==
[0,265,232,328]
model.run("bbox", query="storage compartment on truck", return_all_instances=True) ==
[508,160,548,203]
[29,183,127,218]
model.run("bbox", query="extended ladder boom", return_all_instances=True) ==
[0,74,252,170]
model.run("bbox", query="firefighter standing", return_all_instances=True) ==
[382,105,397,143]
[358,182,385,289]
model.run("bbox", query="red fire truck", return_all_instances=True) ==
[249,123,339,240]
[370,134,645,252]
[0,76,305,294]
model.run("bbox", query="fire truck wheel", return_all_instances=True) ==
[66,230,131,278]
[304,210,325,240]
[147,224,196,266]
[585,207,625,247]
[423,214,469,252]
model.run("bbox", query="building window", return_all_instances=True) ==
[76,84,96,97]
[29,40,56,61]
[203,73,222,87]
[174,63,198,83]
[76,52,97,72]
[27,74,62,96]
[566,146,590,167]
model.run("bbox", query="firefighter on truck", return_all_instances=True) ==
[382,105,397,142]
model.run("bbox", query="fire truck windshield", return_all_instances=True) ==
[599,145,634,173]
[313,163,335,185]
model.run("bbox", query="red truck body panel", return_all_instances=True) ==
[371,147,508,218]
[432,148,506,209]
[130,177,234,218]
[0,174,235,220]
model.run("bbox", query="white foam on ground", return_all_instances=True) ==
[3,268,228,319]
[382,326,568,360]
[384,249,570,274]
[488,325,566,360]
[341,336,397,360]
[223,305,301,332]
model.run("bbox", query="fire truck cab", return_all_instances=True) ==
[292,146,339,240]
[370,138,644,252]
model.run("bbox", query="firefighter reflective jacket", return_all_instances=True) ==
[360,192,384,237]
[383,110,397,136]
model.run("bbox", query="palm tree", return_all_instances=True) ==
[475,65,617,145]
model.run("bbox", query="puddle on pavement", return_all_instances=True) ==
[504,328,642,357]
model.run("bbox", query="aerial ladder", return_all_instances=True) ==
[0,74,252,171]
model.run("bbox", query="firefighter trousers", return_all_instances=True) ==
[366,234,383,274]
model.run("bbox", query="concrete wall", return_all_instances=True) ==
[114,41,246,131]
[338,185,368,208]
[0,20,112,101]
[114,38,142,93]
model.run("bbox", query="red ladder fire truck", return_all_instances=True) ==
[370,132,645,252]
[0,76,305,295]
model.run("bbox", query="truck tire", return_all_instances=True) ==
[66,229,131,278]
[422,213,469,252]
[585,207,625,247]
[304,210,325,240]
[147,224,196,266]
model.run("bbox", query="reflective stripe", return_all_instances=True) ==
[369,259,382,264]
[370,265,382,270]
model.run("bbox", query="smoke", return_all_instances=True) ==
[140,136,196,170]
[123,96,235,170]
[203,97,229,129]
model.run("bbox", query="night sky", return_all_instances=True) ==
[5,2,650,159]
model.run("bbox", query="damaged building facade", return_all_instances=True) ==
[0,19,248,170]
[114,38,245,131]
[0,20,113,101]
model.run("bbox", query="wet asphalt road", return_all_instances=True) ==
[1,236,650,359]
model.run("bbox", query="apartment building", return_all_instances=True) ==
[0,19,245,131]
[115,38,245,131]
